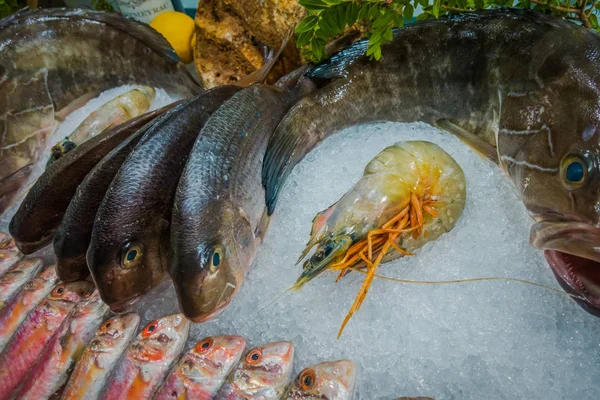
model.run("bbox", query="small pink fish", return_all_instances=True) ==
[0,265,58,352]
[0,236,22,275]
[62,312,141,400]
[101,313,190,400]
[0,280,95,399]
[285,360,357,400]
[17,290,109,399]
[155,335,247,400]
[216,341,295,399]
[0,257,43,311]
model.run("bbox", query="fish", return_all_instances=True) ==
[0,257,44,311]
[0,265,58,353]
[154,335,248,400]
[101,313,190,400]
[47,86,156,166]
[0,8,200,215]
[54,105,176,283]
[9,105,174,255]
[0,236,22,275]
[169,81,313,322]
[216,340,295,399]
[0,280,95,399]
[262,9,600,315]
[62,312,141,400]
[16,290,110,400]
[88,87,240,311]
[285,360,357,400]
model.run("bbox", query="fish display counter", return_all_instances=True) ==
[1,5,600,399]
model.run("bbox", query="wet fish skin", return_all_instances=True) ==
[216,340,295,399]
[0,257,43,311]
[102,313,190,400]
[0,280,95,399]
[47,86,156,166]
[9,106,173,255]
[285,360,356,400]
[0,236,22,275]
[155,335,248,400]
[53,105,175,283]
[261,9,600,312]
[62,312,141,400]
[17,290,110,400]
[170,83,311,322]
[88,87,240,311]
[0,265,58,353]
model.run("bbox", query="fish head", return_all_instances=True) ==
[88,226,168,312]
[498,46,600,314]
[184,335,247,383]
[130,313,190,364]
[9,213,56,254]
[287,360,356,399]
[23,265,58,292]
[170,201,256,322]
[48,280,96,304]
[91,312,141,354]
[233,341,294,396]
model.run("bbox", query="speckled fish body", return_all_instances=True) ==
[0,280,94,399]
[0,237,22,275]
[0,265,58,353]
[155,335,247,400]
[47,86,156,166]
[62,312,141,400]
[285,360,356,400]
[170,83,312,323]
[88,87,240,311]
[17,290,110,400]
[262,9,600,315]
[216,340,295,399]
[0,8,200,215]
[9,105,175,255]
[0,257,43,311]
[101,313,190,400]
[54,105,175,283]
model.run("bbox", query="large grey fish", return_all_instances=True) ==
[169,81,313,322]
[0,8,200,214]
[9,106,174,255]
[54,104,178,282]
[262,9,600,315]
[88,87,240,311]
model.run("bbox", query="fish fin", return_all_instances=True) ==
[305,37,369,81]
[235,29,293,87]
[55,91,99,121]
[254,209,271,242]
[436,119,499,163]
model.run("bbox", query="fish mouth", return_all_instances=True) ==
[530,220,600,313]
[108,296,142,312]
[11,233,54,255]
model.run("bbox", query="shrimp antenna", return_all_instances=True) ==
[247,285,295,319]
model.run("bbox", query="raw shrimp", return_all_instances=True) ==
[294,141,466,336]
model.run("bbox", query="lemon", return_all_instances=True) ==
[150,11,195,64]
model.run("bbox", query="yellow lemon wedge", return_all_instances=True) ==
[150,11,195,64]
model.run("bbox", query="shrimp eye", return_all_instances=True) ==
[100,319,114,332]
[142,320,159,337]
[52,285,65,297]
[299,368,316,390]
[195,337,213,353]
[210,247,223,272]
[246,348,262,364]
[121,243,144,268]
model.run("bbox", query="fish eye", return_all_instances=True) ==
[100,319,114,331]
[246,348,262,364]
[299,368,316,390]
[210,247,223,272]
[142,320,159,337]
[195,337,213,353]
[121,243,144,269]
[52,284,65,297]
[560,154,591,189]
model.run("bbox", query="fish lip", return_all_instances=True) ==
[187,302,228,323]
[12,234,53,255]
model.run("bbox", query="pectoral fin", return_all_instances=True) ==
[436,119,499,163]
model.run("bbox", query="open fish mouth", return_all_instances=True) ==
[530,220,600,313]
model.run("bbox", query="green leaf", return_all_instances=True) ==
[295,15,320,33]
[384,26,394,41]
[433,0,441,18]
[299,0,328,12]
[358,3,370,20]
[296,30,314,47]
[419,0,428,8]
[475,0,485,8]
[403,4,414,20]
[590,13,599,29]
[346,2,359,27]
[368,4,382,20]
[596,2,600,9]
[416,11,430,20]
